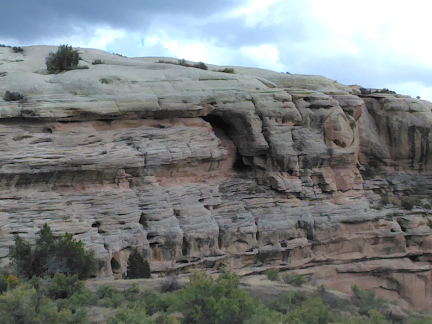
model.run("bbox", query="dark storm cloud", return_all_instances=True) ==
[1,0,247,42]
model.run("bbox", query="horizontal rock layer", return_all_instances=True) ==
[0,46,431,310]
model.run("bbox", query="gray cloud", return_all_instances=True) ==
[2,0,432,100]
[1,0,247,42]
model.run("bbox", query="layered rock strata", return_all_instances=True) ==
[0,46,431,310]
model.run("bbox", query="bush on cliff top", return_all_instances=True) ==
[3,90,25,102]
[45,45,81,73]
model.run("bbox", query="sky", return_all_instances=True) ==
[2,0,432,100]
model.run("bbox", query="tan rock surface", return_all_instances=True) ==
[0,46,431,310]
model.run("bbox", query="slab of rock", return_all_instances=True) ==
[0,46,431,310]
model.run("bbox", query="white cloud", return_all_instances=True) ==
[35,25,126,50]
[385,81,432,102]
[161,40,211,62]
[229,0,278,27]
[240,44,284,71]
[7,0,431,104]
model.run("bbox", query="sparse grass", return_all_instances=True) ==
[159,276,183,293]
[282,273,306,287]
[99,78,113,84]
[380,194,423,210]
[265,269,279,281]
[1,271,430,324]
[360,87,396,95]
[216,68,235,73]
[157,58,208,70]
[92,59,105,65]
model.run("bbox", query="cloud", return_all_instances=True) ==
[2,0,432,101]
[0,0,248,42]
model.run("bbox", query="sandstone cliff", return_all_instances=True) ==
[0,46,431,310]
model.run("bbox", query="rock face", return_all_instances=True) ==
[0,46,431,310]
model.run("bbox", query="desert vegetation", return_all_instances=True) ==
[45,45,82,73]
[215,67,235,73]
[0,269,429,323]
[3,90,25,102]
[360,87,396,95]
[12,46,24,53]
[92,59,105,65]
[0,224,429,323]
[157,58,208,70]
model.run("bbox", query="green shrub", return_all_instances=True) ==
[9,223,98,280]
[121,283,140,302]
[0,274,19,293]
[45,45,81,73]
[0,284,83,324]
[12,46,24,53]
[29,273,84,300]
[282,272,306,287]
[170,271,259,324]
[157,59,208,70]
[267,291,307,314]
[244,307,285,324]
[265,269,279,281]
[9,234,33,280]
[409,318,432,324]
[378,88,396,94]
[351,285,385,316]
[107,301,154,324]
[126,250,151,279]
[3,90,25,102]
[96,285,126,308]
[140,289,177,315]
[284,293,337,324]
[59,288,96,312]
[92,59,105,65]
[193,62,208,70]
[159,276,182,293]
[154,313,181,324]
[217,68,235,73]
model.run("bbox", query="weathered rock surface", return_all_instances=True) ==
[0,46,431,310]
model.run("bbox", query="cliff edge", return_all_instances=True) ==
[0,46,431,310]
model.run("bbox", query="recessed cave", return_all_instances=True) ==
[202,114,252,173]
[408,255,420,262]
[139,214,148,228]
[218,236,223,250]
[202,114,232,133]
[233,152,253,172]
[91,221,101,228]
[110,258,120,272]
[182,237,190,256]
